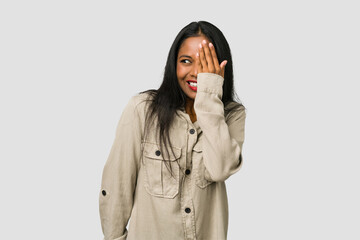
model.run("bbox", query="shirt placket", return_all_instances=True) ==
[179,113,199,240]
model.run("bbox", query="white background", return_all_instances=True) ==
[1,0,359,239]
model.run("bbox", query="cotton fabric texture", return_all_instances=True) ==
[99,72,246,240]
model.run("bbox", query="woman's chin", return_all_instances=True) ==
[186,92,196,100]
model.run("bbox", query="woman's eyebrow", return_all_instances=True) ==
[178,55,193,59]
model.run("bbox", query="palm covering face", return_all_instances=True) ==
[196,39,227,78]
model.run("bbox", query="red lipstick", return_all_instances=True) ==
[186,79,197,91]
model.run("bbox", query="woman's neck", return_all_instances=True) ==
[185,98,197,123]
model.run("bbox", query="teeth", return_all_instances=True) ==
[189,82,197,87]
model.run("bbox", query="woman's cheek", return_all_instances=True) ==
[177,67,186,79]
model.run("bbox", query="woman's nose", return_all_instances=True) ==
[190,63,198,77]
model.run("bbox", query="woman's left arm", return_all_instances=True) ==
[194,73,246,182]
[194,40,246,182]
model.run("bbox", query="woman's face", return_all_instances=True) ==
[177,35,210,100]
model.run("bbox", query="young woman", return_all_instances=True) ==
[99,21,247,240]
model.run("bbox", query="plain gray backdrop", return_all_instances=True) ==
[1,0,359,239]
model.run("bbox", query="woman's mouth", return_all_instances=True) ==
[186,80,197,91]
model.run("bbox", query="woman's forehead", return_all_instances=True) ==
[178,36,210,55]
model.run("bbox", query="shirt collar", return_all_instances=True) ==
[176,109,202,135]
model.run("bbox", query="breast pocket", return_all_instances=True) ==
[142,142,182,198]
[192,142,214,189]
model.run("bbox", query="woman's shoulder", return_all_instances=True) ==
[224,101,245,112]
[128,89,157,112]
[225,101,244,109]
[224,101,246,121]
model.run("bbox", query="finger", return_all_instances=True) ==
[202,40,214,73]
[209,42,221,74]
[220,60,227,78]
[196,51,202,73]
[199,42,208,72]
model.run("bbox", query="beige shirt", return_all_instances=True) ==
[99,73,246,240]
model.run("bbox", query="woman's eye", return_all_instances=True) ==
[181,59,191,64]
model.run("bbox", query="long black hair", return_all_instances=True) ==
[139,21,245,177]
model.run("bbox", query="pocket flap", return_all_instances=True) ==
[143,142,182,161]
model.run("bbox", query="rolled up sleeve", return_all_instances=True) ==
[194,73,246,182]
[99,95,143,240]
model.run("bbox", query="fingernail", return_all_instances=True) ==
[202,40,206,44]
[196,52,199,57]
[209,43,213,48]
[199,43,202,48]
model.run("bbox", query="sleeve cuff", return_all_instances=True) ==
[197,73,224,97]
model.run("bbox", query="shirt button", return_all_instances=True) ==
[155,150,161,156]
[189,129,195,134]
[185,208,191,213]
[102,190,106,196]
[185,169,191,175]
